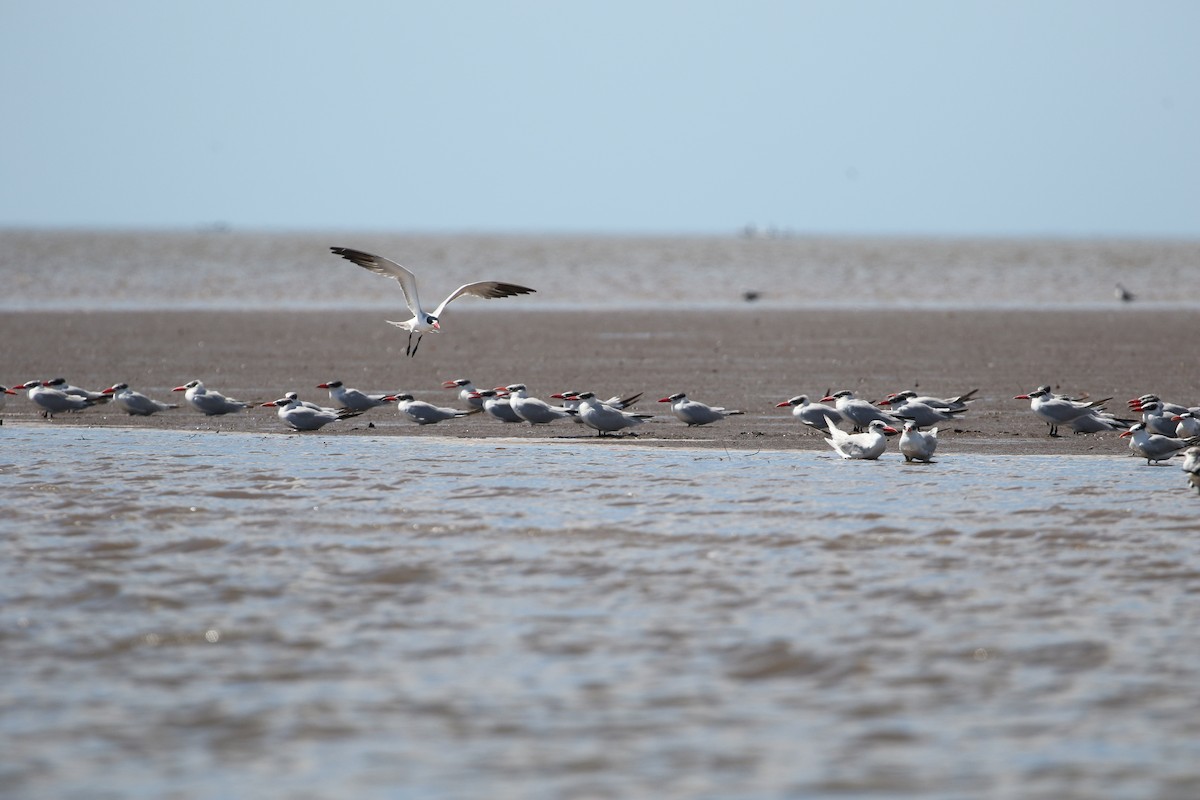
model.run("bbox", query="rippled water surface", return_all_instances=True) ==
[3,426,1200,798]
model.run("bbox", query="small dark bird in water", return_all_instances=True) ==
[742,290,761,302]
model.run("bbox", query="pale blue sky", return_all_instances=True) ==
[2,1,1197,237]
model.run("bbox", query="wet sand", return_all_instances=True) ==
[3,306,1196,454]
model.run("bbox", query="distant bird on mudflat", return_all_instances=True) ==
[17,380,103,418]
[1115,282,1135,302]
[330,247,536,356]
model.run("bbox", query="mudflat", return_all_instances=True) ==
[3,306,1195,455]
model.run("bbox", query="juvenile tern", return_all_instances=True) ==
[330,247,536,356]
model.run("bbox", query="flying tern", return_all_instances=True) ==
[330,247,536,356]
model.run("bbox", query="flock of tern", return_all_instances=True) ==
[4,376,1199,491]
[4,248,1198,493]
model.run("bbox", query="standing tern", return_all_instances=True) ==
[658,393,745,426]
[824,418,896,460]
[775,395,844,433]
[101,383,178,416]
[898,420,938,463]
[317,380,391,412]
[879,394,967,428]
[575,391,653,436]
[472,389,524,423]
[387,393,476,425]
[263,395,361,431]
[1135,400,1182,437]
[330,247,536,356]
[17,380,102,418]
[551,390,642,424]
[1014,387,1111,437]
[173,380,253,416]
[1119,422,1200,465]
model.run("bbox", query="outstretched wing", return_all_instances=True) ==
[432,281,536,318]
[330,247,421,317]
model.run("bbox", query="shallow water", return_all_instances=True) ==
[3,426,1199,798]
[2,229,1198,311]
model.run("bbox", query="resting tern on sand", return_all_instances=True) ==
[1173,412,1200,439]
[263,395,361,431]
[824,418,896,460]
[1014,387,1111,437]
[173,380,253,416]
[1119,422,1200,465]
[317,381,391,412]
[775,395,844,433]
[821,390,901,432]
[885,388,978,412]
[551,390,642,424]
[1135,400,1183,437]
[43,377,108,402]
[386,393,476,425]
[442,379,485,410]
[1129,394,1190,416]
[658,393,745,426]
[575,391,653,436]
[472,389,525,423]
[899,420,938,463]
[330,247,536,356]
[17,380,102,418]
[102,383,178,416]
[501,384,575,424]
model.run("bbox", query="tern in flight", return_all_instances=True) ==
[330,247,536,356]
